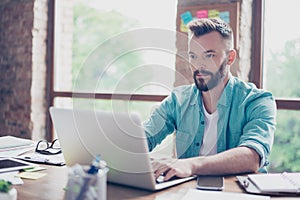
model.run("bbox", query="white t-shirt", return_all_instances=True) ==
[199,103,218,156]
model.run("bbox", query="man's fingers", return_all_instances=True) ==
[154,164,170,179]
[164,168,177,181]
[151,158,179,179]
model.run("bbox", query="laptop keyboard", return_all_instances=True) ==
[156,175,165,183]
[156,175,180,184]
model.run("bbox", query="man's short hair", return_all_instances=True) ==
[187,18,234,48]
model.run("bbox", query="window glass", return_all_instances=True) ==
[54,97,160,121]
[268,110,300,172]
[53,97,160,140]
[54,0,177,95]
[263,0,300,173]
[263,0,300,98]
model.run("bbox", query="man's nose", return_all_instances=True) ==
[190,62,205,71]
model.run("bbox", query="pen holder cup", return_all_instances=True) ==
[65,165,109,200]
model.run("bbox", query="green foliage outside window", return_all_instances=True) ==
[72,2,153,114]
[265,38,300,172]
[72,3,141,92]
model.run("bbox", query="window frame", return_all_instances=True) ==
[251,0,300,110]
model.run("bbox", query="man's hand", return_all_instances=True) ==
[151,158,193,181]
[150,147,260,182]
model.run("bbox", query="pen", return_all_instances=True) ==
[87,154,101,174]
[76,155,102,200]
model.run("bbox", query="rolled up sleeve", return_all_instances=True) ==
[238,93,277,169]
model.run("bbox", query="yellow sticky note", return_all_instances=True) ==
[180,19,188,33]
[208,9,219,18]
[24,166,46,172]
[17,172,47,180]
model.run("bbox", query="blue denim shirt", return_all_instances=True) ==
[143,76,276,171]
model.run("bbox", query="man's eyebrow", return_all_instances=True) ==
[188,50,216,55]
[204,50,216,53]
[188,49,217,57]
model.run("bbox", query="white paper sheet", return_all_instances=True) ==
[181,189,270,200]
[0,146,34,157]
[17,152,65,166]
[0,136,34,149]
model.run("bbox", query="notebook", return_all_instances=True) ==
[248,173,300,193]
[237,172,300,195]
[49,107,195,191]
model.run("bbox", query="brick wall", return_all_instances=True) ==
[0,0,48,140]
[0,0,35,139]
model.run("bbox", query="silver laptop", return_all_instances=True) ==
[49,107,195,191]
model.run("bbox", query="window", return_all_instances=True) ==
[48,0,178,139]
[261,0,300,172]
[48,0,300,172]
[54,0,177,94]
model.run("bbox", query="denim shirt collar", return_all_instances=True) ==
[190,84,200,106]
[218,75,234,107]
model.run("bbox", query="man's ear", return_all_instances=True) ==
[227,49,236,65]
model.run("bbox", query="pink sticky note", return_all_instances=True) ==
[197,10,208,19]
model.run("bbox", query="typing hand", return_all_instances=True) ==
[151,157,193,181]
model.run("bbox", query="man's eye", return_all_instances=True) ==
[204,53,215,59]
[189,54,197,59]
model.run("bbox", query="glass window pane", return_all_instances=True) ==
[54,97,160,121]
[268,110,300,172]
[263,0,300,98]
[54,0,177,95]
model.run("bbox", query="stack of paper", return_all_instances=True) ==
[0,136,35,157]
[0,136,34,149]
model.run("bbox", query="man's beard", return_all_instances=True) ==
[193,60,227,91]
